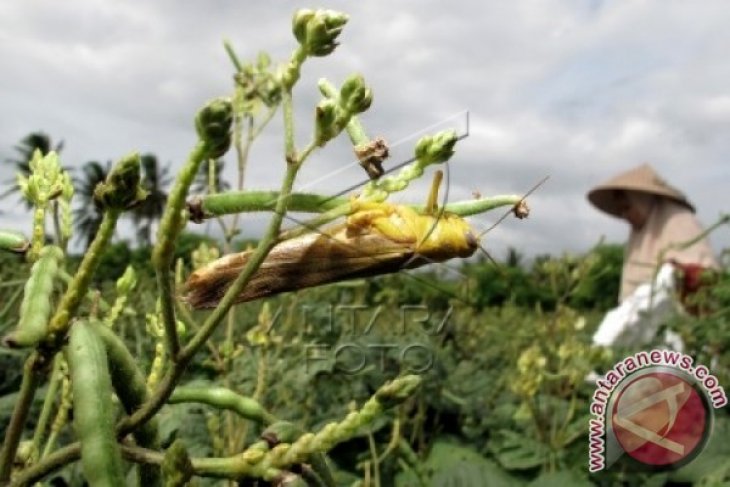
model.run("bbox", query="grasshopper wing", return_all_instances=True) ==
[184,230,418,308]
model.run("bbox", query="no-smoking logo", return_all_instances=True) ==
[610,369,711,468]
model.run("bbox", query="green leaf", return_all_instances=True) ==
[528,470,592,487]
[396,439,522,487]
[669,414,730,484]
[490,430,548,471]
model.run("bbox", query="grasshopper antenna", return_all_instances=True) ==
[477,244,501,269]
[478,175,550,239]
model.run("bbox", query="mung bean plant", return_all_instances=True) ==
[0,9,528,486]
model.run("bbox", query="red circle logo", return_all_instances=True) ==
[611,371,709,467]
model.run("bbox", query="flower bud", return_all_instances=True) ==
[414,130,458,166]
[195,97,234,158]
[61,171,74,201]
[20,150,66,206]
[292,9,316,45]
[374,374,421,408]
[313,98,343,146]
[26,177,41,204]
[16,174,29,200]
[59,199,73,243]
[292,9,348,57]
[116,266,137,295]
[192,242,220,270]
[93,153,148,210]
[340,74,372,114]
[242,448,265,464]
[257,51,272,69]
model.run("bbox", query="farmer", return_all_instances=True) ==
[586,163,718,347]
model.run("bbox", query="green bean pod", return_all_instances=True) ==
[93,322,161,486]
[0,230,29,254]
[2,246,63,348]
[67,320,125,486]
[169,386,274,425]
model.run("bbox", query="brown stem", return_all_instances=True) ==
[0,355,42,482]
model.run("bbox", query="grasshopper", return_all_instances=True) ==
[184,171,480,308]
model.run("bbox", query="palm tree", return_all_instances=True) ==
[73,161,110,249]
[132,154,171,247]
[505,247,524,268]
[2,132,65,207]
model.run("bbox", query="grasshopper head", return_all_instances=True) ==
[416,213,478,261]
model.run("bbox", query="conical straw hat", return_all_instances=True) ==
[587,163,695,217]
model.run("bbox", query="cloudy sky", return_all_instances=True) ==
[1,0,729,259]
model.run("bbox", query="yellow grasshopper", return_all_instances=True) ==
[184,171,479,308]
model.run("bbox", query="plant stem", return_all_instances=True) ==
[230,113,252,234]
[0,355,41,482]
[9,442,80,487]
[223,39,243,72]
[0,285,24,323]
[19,374,418,484]
[2,209,118,481]
[29,355,62,461]
[252,105,279,140]
[181,164,300,362]
[367,432,381,487]
[152,141,211,360]
[121,444,284,480]
[45,210,120,348]
[29,206,46,262]
[52,202,62,251]
[283,91,296,160]
[57,270,110,313]
[117,139,305,441]
[376,418,401,463]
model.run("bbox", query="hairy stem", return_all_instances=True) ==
[283,91,296,160]
[29,206,46,262]
[152,141,211,360]
[0,355,41,482]
[9,443,80,487]
[46,210,120,348]
[117,130,306,441]
[223,39,244,73]
[29,355,62,461]
[2,210,119,481]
